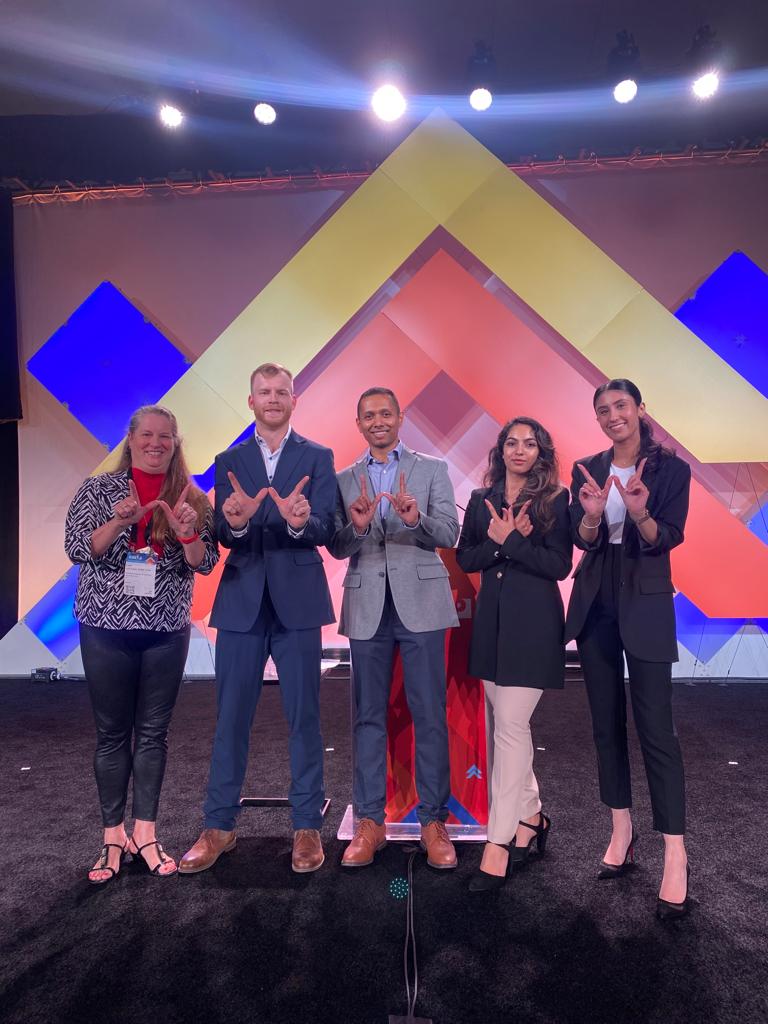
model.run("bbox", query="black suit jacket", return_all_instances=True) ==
[564,449,691,662]
[457,485,572,689]
[209,431,336,632]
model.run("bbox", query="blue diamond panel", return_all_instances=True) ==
[27,281,190,449]
[24,567,80,661]
[748,502,768,546]
[675,251,768,399]
[192,423,254,493]
[674,592,746,664]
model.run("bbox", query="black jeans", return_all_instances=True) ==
[576,546,686,834]
[80,624,190,827]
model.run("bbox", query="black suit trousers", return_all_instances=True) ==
[577,546,685,834]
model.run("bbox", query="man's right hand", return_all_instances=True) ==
[222,471,269,530]
[348,477,383,534]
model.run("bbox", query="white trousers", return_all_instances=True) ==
[483,681,543,846]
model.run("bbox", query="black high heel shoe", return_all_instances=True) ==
[509,812,551,868]
[597,830,638,879]
[468,843,511,892]
[656,865,690,922]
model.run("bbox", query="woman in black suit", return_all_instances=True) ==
[457,417,572,891]
[565,379,690,920]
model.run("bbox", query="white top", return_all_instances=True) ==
[605,463,635,544]
[254,425,292,482]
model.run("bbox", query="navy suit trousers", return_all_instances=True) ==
[349,589,449,827]
[203,587,325,831]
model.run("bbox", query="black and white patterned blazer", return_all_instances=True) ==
[65,471,219,632]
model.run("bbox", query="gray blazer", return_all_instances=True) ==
[328,446,460,640]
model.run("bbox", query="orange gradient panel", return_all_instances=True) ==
[290,314,441,469]
[380,249,768,617]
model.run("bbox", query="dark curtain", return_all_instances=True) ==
[0,190,22,639]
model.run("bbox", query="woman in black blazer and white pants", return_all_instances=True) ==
[458,417,572,891]
[566,379,691,920]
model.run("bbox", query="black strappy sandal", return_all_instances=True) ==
[131,839,178,877]
[88,842,128,885]
[509,812,551,868]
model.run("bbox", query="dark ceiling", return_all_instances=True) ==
[1,0,767,188]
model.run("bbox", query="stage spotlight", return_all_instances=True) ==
[371,84,406,122]
[159,104,184,129]
[687,25,722,100]
[469,87,493,111]
[467,40,495,111]
[692,70,720,100]
[253,102,277,125]
[613,78,638,104]
[608,30,640,103]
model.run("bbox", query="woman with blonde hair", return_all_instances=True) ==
[65,405,218,883]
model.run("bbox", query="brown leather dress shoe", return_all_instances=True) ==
[292,829,324,873]
[421,820,457,869]
[178,828,236,874]
[341,818,387,868]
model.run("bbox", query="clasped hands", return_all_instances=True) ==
[484,499,533,544]
[578,457,649,524]
[348,474,419,533]
[222,472,311,531]
[113,481,198,539]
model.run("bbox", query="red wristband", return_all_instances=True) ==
[178,532,200,545]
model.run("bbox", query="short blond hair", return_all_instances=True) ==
[250,363,294,390]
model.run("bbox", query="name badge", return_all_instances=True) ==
[123,550,157,597]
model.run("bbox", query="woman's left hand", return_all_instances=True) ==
[156,484,198,539]
[612,457,649,518]
[485,500,515,544]
[513,500,534,538]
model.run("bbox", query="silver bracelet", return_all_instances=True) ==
[581,515,601,531]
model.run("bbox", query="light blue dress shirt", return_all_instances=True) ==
[366,442,403,520]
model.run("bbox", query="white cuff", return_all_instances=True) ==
[230,523,250,538]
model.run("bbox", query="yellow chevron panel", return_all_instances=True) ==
[583,291,768,462]
[379,110,503,223]
[444,164,642,350]
[444,163,643,348]
[90,369,252,477]
[444,159,767,461]
[191,171,437,406]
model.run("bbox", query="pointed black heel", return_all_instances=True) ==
[597,830,638,879]
[656,865,690,922]
[509,811,551,868]
[468,843,511,892]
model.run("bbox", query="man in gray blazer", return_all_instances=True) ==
[328,387,460,869]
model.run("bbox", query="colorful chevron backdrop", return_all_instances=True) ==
[5,112,768,687]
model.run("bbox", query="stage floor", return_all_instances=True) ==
[1,673,766,1024]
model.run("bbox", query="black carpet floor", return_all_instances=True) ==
[1,672,766,1024]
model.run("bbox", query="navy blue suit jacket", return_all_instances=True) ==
[209,431,336,632]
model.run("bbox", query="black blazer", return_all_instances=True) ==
[209,431,336,632]
[564,449,691,662]
[457,485,572,689]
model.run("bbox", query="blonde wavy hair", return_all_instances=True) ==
[115,405,211,546]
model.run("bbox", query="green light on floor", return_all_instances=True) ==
[389,877,409,900]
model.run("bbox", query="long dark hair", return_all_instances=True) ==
[483,417,562,533]
[115,405,210,546]
[592,379,674,474]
